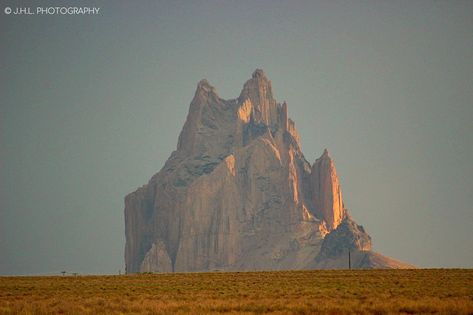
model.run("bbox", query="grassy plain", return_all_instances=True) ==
[0,269,472,314]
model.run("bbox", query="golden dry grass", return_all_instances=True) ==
[0,269,472,314]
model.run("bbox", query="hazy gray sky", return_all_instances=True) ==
[1,0,472,275]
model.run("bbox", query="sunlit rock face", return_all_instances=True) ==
[124,69,412,273]
[310,149,345,231]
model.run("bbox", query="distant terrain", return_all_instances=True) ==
[1,269,472,314]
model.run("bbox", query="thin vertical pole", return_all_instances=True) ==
[348,249,351,270]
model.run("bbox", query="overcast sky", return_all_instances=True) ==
[1,0,472,275]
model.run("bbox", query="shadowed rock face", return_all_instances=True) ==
[316,215,372,261]
[312,216,413,269]
[124,69,412,273]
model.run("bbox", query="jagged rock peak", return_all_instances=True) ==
[196,79,218,95]
[252,68,267,79]
[124,69,413,273]
[317,214,372,260]
[238,69,278,127]
[175,78,223,155]
[316,149,332,162]
[239,69,273,100]
[321,148,330,158]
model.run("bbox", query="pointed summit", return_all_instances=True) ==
[238,69,278,126]
[239,69,273,102]
[176,78,223,155]
[197,78,211,89]
[196,79,218,96]
[322,148,330,158]
[251,68,267,79]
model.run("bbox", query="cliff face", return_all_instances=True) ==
[124,69,412,273]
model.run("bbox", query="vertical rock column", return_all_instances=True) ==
[311,149,345,230]
[238,69,279,127]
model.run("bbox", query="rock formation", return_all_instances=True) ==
[311,149,345,230]
[124,69,412,273]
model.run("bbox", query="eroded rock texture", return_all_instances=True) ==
[124,70,412,273]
